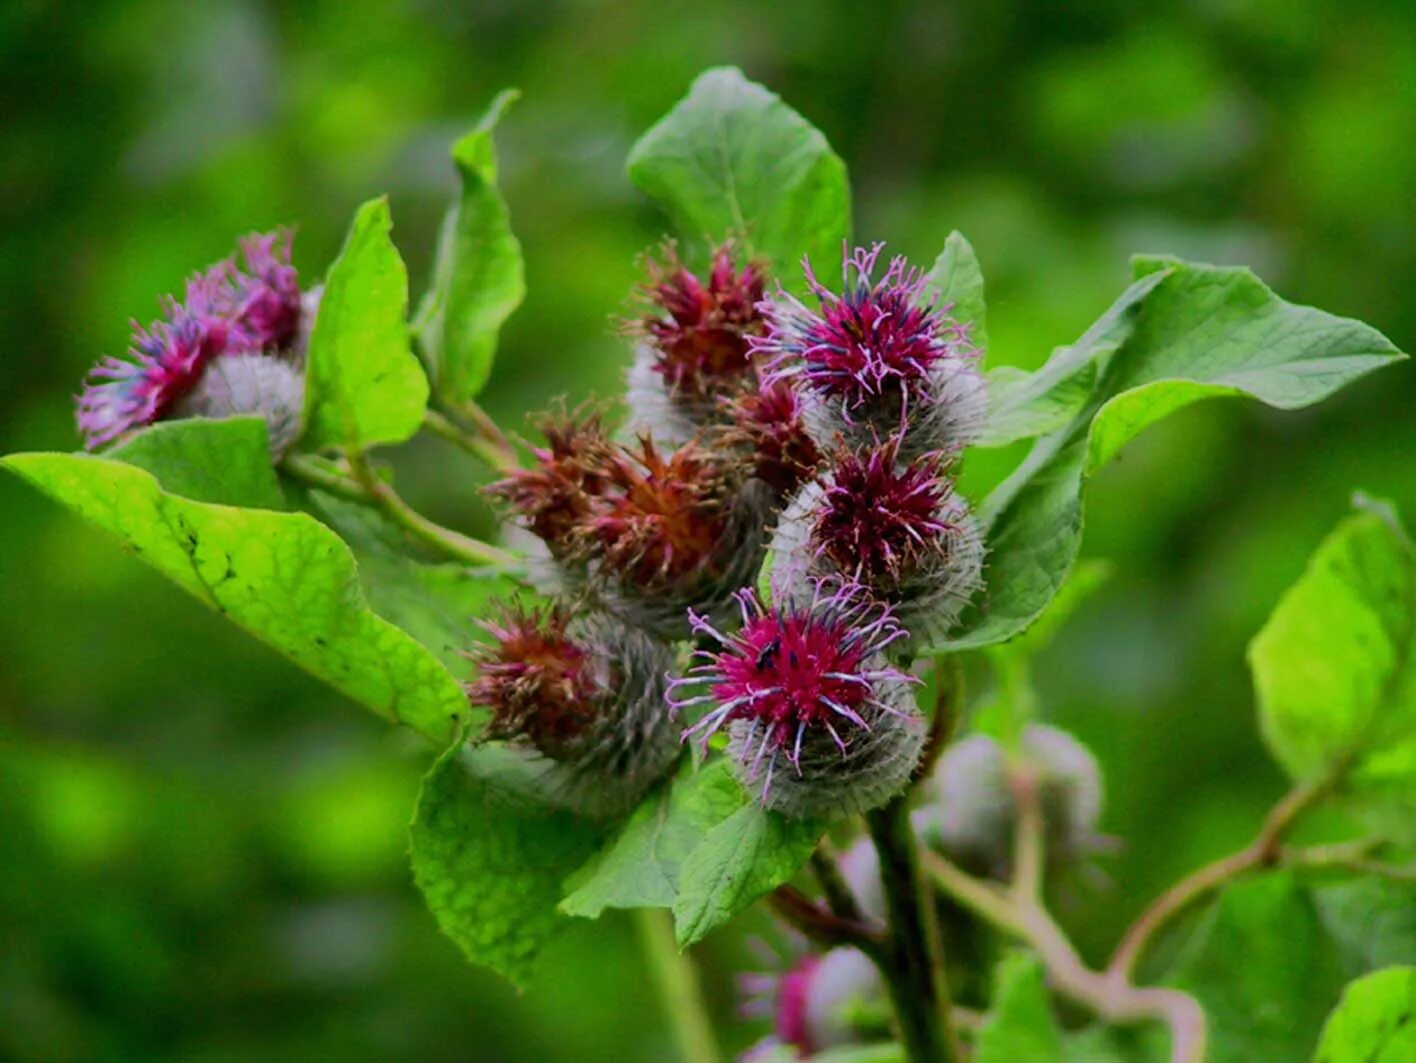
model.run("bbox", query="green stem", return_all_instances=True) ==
[866,796,958,1063]
[634,908,720,1063]
[424,408,520,474]
[282,453,516,567]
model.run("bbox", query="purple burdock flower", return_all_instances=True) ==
[739,943,885,1060]
[669,582,924,820]
[76,230,305,450]
[752,243,985,458]
[770,436,984,644]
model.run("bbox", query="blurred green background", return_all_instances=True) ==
[2,1,1413,1060]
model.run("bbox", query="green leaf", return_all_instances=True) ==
[1250,501,1416,824]
[413,90,526,404]
[1166,872,1347,1063]
[1316,877,1416,974]
[410,742,607,986]
[809,1047,907,1063]
[672,799,825,946]
[938,260,1405,652]
[298,490,525,679]
[925,230,987,354]
[560,760,745,918]
[3,451,464,744]
[110,416,285,509]
[976,952,1065,1063]
[1313,967,1416,1062]
[628,66,850,289]
[303,197,429,450]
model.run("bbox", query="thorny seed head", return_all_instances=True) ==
[485,407,616,556]
[752,242,974,421]
[718,376,823,496]
[631,242,766,399]
[812,437,959,583]
[75,229,303,450]
[580,436,735,587]
[465,601,603,761]
[670,582,922,816]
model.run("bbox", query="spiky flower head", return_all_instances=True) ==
[740,946,886,1060]
[913,724,1109,881]
[173,353,306,458]
[466,601,679,819]
[718,376,823,497]
[752,243,984,458]
[485,407,616,559]
[770,436,984,643]
[625,242,767,445]
[75,229,304,450]
[671,583,924,819]
[634,241,765,398]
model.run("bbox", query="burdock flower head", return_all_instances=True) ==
[76,229,307,451]
[670,582,924,820]
[718,375,823,498]
[626,242,766,444]
[739,945,885,1060]
[485,407,616,560]
[753,243,984,458]
[771,436,983,643]
[466,600,679,819]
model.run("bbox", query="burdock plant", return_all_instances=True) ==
[9,68,1416,1063]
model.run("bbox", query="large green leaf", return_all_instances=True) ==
[410,742,606,987]
[924,230,988,354]
[1250,501,1416,825]
[937,259,1405,651]
[413,90,525,404]
[303,197,429,450]
[3,451,464,744]
[975,952,1064,1063]
[1313,967,1416,1063]
[1165,872,1346,1063]
[110,416,285,509]
[628,66,849,288]
[672,800,825,946]
[560,760,745,918]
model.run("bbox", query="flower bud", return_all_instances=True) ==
[625,242,765,444]
[173,353,305,459]
[671,583,924,820]
[740,947,886,1060]
[716,376,823,499]
[751,244,984,459]
[914,724,1106,880]
[465,602,679,819]
[770,436,984,644]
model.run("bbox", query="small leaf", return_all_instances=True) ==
[924,230,987,354]
[1313,967,1416,1062]
[937,260,1405,652]
[1315,877,1416,973]
[1165,872,1347,1063]
[3,451,464,744]
[672,800,825,946]
[975,952,1065,1063]
[303,197,429,450]
[629,66,850,290]
[410,742,607,986]
[1250,501,1416,828]
[413,90,526,404]
[560,760,745,918]
[110,416,286,509]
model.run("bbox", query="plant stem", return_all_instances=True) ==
[283,453,517,567]
[811,843,868,924]
[634,908,720,1063]
[921,850,1206,1063]
[424,408,521,474]
[767,884,884,956]
[1106,775,1332,982]
[1009,759,1045,905]
[866,796,958,1063]
[912,654,963,784]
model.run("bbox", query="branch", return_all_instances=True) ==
[1106,775,1332,983]
[283,452,517,567]
[912,654,962,784]
[767,884,885,957]
[811,843,868,924]
[424,407,521,474]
